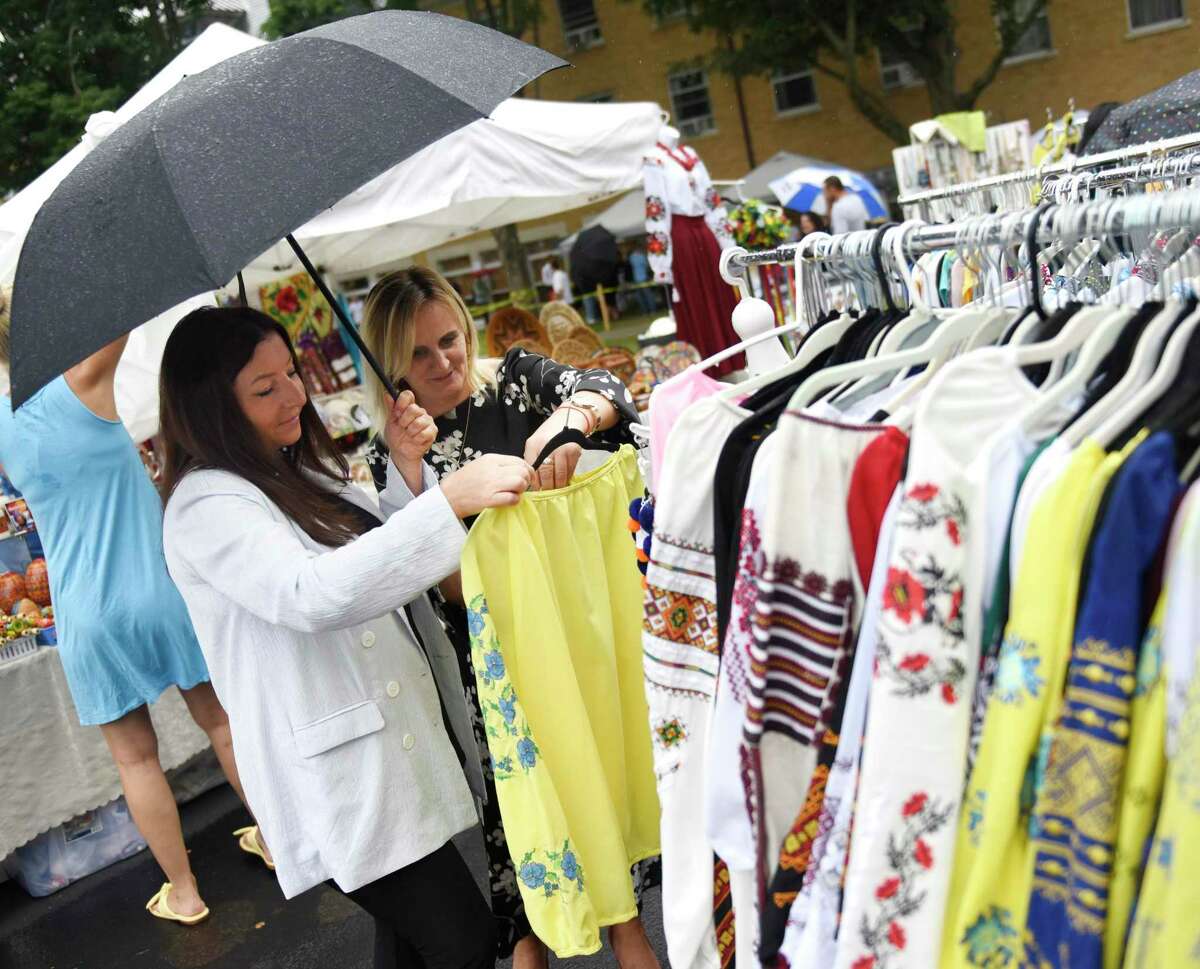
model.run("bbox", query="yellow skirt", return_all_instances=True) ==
[461,446,661,957]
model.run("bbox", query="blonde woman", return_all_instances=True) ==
[361,268,660,969]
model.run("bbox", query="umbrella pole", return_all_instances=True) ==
[285,234,398,400]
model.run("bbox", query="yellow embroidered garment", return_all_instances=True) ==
[460,446,661,957]
[1124,491,1200,969]
[941,436,1141,969]
[1103,593,1166,969]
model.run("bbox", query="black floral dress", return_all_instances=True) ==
[365,347,658,957]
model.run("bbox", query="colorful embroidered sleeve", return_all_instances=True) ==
[643,159,674,285]
[940,443,1117,969]
[1025,433,1180,969]
[693,158,734,250]
[1104,593,1166,969]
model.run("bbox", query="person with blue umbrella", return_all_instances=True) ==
[823,175,872,234]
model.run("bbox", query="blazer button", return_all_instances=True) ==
[361,630,377,648]
[386,681,400,698]
[402,734,416,750]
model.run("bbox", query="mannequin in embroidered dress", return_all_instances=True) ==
[643,121,742,376]
[359,268,662,969]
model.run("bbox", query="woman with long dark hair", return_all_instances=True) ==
[159,305,533,968]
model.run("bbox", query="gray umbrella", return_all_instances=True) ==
[10,10,565,407]
[1083,69,1200,155]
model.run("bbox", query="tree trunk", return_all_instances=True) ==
[492,223,535,307]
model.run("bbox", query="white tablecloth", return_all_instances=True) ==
[0,647,211,859]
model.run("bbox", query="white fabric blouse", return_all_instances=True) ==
[163,461,483,899]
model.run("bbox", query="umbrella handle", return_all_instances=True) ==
[285,235,398,400]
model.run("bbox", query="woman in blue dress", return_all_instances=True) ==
[0,288,266,924]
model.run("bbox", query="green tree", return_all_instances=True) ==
[0,0,210,194]
[261,0,375,39]
[644,0,1052,145]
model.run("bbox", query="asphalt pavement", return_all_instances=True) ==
[0,784,668,969]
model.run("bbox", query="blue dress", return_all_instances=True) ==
[0,377,208,725]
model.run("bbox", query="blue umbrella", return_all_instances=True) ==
[769,165,888,219]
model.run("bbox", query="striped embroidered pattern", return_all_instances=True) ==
[745,561,852,747]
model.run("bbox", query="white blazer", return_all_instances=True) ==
[163,461,484,899]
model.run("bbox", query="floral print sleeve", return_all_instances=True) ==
[496,347,639,447]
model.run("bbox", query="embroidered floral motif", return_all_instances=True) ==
[875,641,967,703]
[853,791,954,969]
[645,195,666,220]
[966,789,987,847]
[647,231,670,257]
[654,717,688,749]
[517,840,586,897]
[467,595,539,781]
[960,906,1021,968]
[994,635,1044,704]
[732,509,763,640]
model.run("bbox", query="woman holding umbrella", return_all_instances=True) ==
[159,305,535,967]
[360,267,661,969]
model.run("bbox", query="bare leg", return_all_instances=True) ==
[512,934,549,969]
[180,681,273,866]
[609,916,661,969]
[99,706,206,917]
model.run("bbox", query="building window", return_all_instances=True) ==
[773,69,818,115]
[1003,1,1053,60]
[668,70,716,138]
[655,0,689,24]
[558,0,602,49]
[879,40,921,90]
[1128,0,1185,29]
[578,91,615,103]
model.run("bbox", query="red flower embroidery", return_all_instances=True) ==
[908,483,939,502]
[888,921,907,950]
[883,569,925,624]
[914,838,933,869]
[831,579,854,603]
[949,588,963,622]
[851,958,876,969]
[946,519,962,545]
[942,682,958,704]
[875,877,901,900]
[274,287,300,314]
[902,793,928,817]
[803,571,828,595]
[899,653,931,672]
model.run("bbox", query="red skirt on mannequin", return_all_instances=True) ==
[669,215,743,378]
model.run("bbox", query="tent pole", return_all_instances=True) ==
[285,235,398,400]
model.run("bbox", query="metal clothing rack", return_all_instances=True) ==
[897,131,1200,219]
[727,186,1200,271]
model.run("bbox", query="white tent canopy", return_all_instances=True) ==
[738,149,836,202]
[0,23,661,438]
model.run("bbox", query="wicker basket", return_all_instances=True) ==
[485,308,550,357]
[539,301,585,344]
[588,347,637,385]
[507,336,553,358]
[550,337,599,369]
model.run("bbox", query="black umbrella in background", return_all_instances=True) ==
[1083,69,1200,155]
[10,10,566,407]
[569,224,621,297]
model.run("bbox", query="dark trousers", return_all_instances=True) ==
[338,841,497,969]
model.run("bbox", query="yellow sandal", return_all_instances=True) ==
[145,882,210,925]
[234,825,275,871]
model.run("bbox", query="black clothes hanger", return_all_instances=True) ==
[1021,302,1083,387]
[1025,200,1054,322]
[531,428,619,471]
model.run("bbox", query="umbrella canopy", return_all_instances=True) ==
[1083,70,1200,155]
[739,150,835,202]
[10,10,564,406]
[769,165,888,220]
[569,225,621,294]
